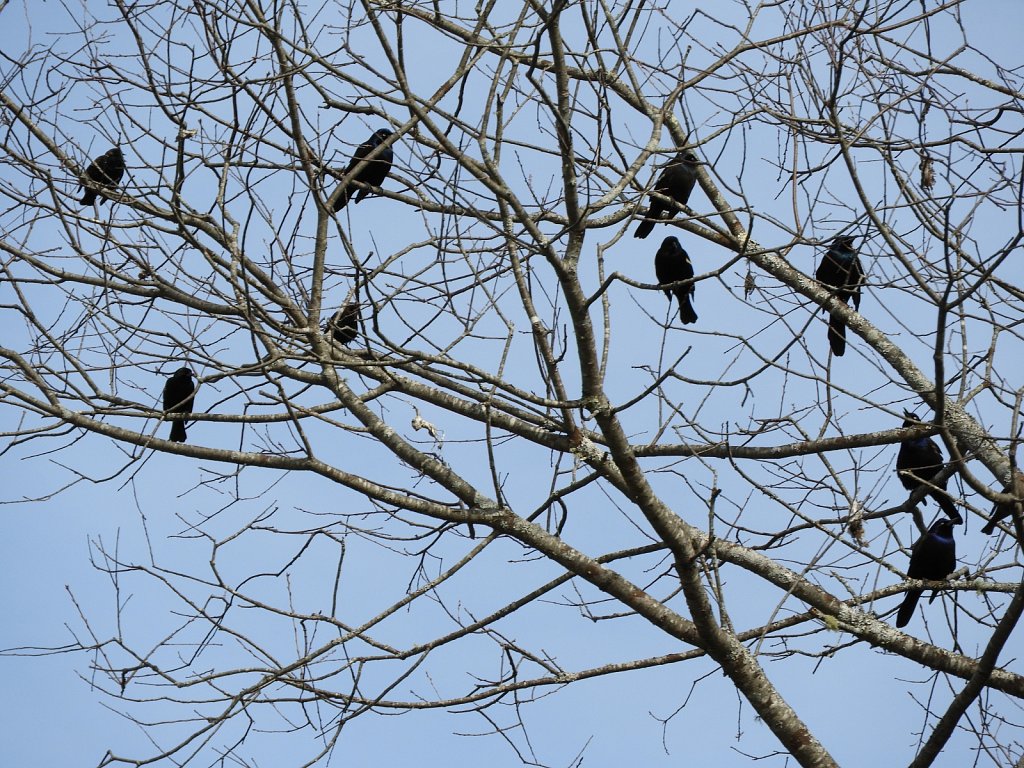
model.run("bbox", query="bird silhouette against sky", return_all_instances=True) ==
[896,411,962,524]
[654,236,697,324]
[79,147,125,206]
[814,235,864,356]
[162,367,196,443]
[333,128,394,212]
[634,150,699,239]
[896,518,956,628]
[324,300,360,346]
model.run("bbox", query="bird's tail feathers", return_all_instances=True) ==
[827,313,846,356]
[634,217,654,239]
[678,299,698,325]
[982,501,1014,534]
[332,187,350,212]
[896,588,922,628]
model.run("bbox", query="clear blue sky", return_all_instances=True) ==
[1,2,1022,767]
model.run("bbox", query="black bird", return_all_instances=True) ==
[332,129,394,212]
[814,235,864,356]
[162,367,196,443]
[654,236,697,324]
[323,301,360,346]
[634,150,699,239]
[982,471,1024,535]
[895,518,956,628]
[896,411,962,524]
[79,147,125,206]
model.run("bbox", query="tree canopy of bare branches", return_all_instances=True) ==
[1,1,1023,766]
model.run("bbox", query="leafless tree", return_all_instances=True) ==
[1,1,1022,766]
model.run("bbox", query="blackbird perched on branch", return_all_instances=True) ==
[332,129,394,212]
[895,518,956,628]
[324,301,360,346]
[654,236,697,324]
[814,235,864,357]
[634,150,699,239]
[895,411,962,524]
[79,147,125,206]
[162,367,196,443]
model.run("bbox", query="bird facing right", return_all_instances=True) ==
[896,411,963,524]
[634,150,699,239]
[814,235,864,356]
[79,147,126,206]
[895,518,956,628]
[324,301,360,346]
[654,236,697,324]
[332,128,394,212]
[162,367,196,443]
